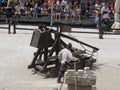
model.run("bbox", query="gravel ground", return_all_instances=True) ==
[0,25,120,90]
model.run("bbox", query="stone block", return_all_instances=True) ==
[65,76,96,85]
[68,85,92,90]
[77,77,96,85]
[65,68,96,86]
[78,69,84,76]
[65,70,75,76]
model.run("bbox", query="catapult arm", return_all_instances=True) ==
[50,29,99,52]
[60,33,99,52]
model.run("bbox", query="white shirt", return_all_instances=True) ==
[101,6,110,19]
[102,13,110,19]
[101,6,110,13]
[58,48,77,64]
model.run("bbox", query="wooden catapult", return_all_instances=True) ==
[28,24,99,77]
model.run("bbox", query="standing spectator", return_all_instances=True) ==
[47,0,51,14]
[55,5,61,21]
[80,0,86,16]
[5,6,14,34]
[0,0,7,6]
[71,0,74,6]
[33,3,39,18]
[94,7,101,28]
[109,1,114,15]
[101,3,110,19]
[101,3,111,30]
[47,0,51,7]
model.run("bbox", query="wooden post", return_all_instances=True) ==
[55,27,61,68]
[44,48,48,62]
[99,15,103,39]
[50,0,53,26]
[99,27,103,39]
[8,23,11,34]
[28,48,42,69]
[74,61,77,90]
[13,21,16,34]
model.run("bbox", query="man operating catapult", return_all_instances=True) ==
[57,43,79,83]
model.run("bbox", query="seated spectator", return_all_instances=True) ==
[25,1,32,16]
[70,6,76,21]
[61,0,67,7]
[7,0,17,7]
[14,3,21,16]
[53,5,57,21]
[64,7,70,21]
[20,5,25,15]
[47,0,51,15]
[24,1,31,16]
[75,6,81,21]
[56,0,60,6]
[40,4,48,15]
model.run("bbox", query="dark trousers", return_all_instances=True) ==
[57,71,65,82]
[57,63,68,82]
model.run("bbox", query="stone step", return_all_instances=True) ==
[0,86,58,90]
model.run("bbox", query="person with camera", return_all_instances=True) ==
[101,3,111,32]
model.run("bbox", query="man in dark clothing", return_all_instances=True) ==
[6,7,13,24]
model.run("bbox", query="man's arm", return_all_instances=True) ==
[58,50,62,63]
[67,51,78,62]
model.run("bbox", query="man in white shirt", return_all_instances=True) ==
[57,43,78,83]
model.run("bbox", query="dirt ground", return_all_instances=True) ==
[0,25,120,90]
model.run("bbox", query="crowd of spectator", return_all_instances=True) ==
[0,0,115,23]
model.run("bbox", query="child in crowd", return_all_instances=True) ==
[55,5,61,21]
[33,3,39,18]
